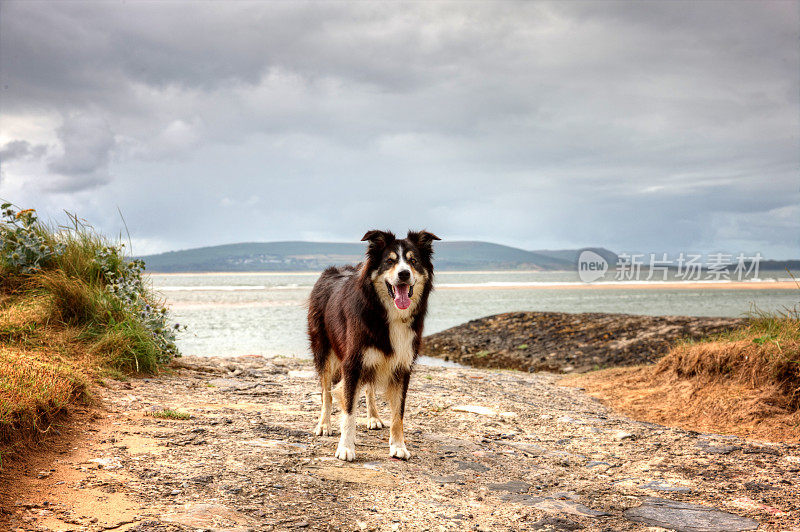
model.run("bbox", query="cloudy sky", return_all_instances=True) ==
[1,1,798,258]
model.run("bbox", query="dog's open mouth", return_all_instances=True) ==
[386,281,413,310]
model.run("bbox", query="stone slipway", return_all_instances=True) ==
[4,355,797,531]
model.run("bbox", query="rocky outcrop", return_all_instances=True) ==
[423,311,744,373]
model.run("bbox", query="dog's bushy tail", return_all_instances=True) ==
[308,267,338,375]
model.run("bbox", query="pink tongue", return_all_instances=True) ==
[394,284,411,310]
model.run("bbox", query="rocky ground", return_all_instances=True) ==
[3,355,798,531]
[422,312,745,373]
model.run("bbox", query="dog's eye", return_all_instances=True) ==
[409,258,417,265]
[385,258,395,265]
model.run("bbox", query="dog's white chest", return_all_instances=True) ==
[388,321,415,370]
[362,321,415,388]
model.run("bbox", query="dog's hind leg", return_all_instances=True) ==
[365,385,385,429]
[308,317,332,436]
[386,370,411,460]
[335,357,361,462]
[314,370,333,436]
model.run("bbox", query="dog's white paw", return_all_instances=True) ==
[335,444,356,462]
[367,417,385,430]
[389,444,411,460]
[314,423,331,436]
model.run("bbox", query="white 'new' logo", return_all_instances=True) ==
[577,250,607,283]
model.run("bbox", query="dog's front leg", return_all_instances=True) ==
[386,370,411,460]
[335,358,361,461]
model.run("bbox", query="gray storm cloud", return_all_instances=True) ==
[0,1,797,257]
[45,114,115,192]
[0,140,46,162]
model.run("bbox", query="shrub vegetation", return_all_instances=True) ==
[0,203,182,458]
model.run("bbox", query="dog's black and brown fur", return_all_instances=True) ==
[307,230,440,461]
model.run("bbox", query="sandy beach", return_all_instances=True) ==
[435,280,798,291]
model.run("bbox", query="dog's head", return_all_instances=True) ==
[361,229,440,313]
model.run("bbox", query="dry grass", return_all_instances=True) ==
[0,293,93,460]
[566,309,800,442]
[0,287,165,459]
[0,346,89,455]
[0,295,53,343]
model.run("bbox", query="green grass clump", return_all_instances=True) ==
[0,204,183,367]
[0,203,184,457]
[740,304,800,346]
[146,409,191,420]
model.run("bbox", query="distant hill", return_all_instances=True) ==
[531,247,619,266]
[757,260,800,272]
[139,241,576,272]
[531,250,798,273]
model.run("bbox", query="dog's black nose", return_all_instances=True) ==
[398,270,410,282]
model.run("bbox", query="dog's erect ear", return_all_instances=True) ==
[361,230,395,249]
[407,230,441,253]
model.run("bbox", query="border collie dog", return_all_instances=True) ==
[307,230,440,461]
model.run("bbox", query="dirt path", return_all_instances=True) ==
[3,355,798,531]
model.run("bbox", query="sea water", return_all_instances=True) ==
[149,271,799,361]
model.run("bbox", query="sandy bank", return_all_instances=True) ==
[435,280,797,290]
